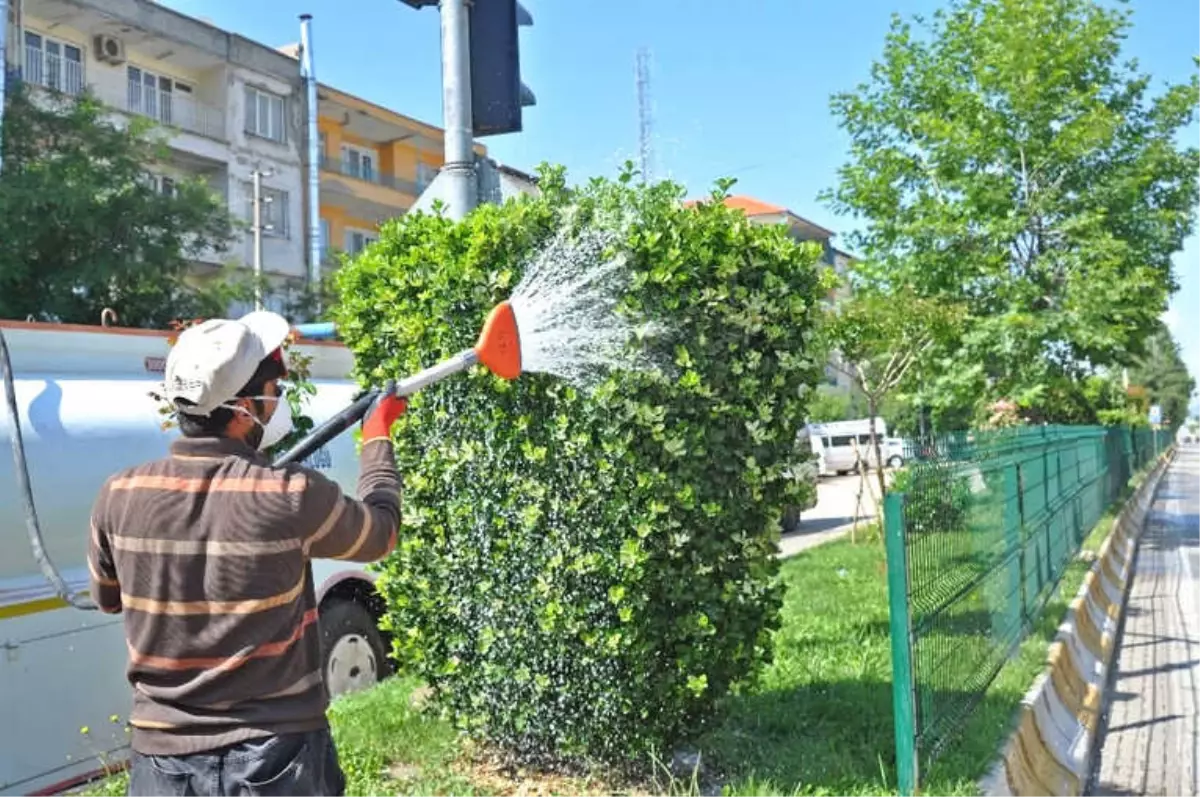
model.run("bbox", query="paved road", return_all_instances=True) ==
[778,473,881,558]
[1089,444,1200,796]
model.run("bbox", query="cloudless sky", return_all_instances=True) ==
[162,0,1200,400]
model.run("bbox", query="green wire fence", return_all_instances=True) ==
[883,424,1173,794]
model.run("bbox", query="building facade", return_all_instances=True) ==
[267,63,488,273]
[5,0,537,322]
[314,83,458,267]
[6,0,310,315]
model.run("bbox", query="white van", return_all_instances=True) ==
[808,417,891,476]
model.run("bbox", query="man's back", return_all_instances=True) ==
[89,435,401,756]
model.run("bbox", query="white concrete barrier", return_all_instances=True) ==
[982,448,1175,796]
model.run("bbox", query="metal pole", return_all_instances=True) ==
[298,14,322,309]
[438,0,475,220]
[252,169,263,310]
[884,491,919,795]
[0,0,9,176]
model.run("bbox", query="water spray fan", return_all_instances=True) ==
[273,302,521,466]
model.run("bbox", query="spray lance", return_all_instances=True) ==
[272,301,522,466]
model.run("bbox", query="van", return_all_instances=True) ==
[808,417,890,476]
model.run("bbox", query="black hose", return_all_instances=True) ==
[0,328,96,611]
[272,386,382,467]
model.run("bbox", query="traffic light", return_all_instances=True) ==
[468,0,536,137]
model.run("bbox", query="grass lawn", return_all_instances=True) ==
[77,475,1141,797]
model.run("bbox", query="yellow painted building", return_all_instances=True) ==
[311,83,487,270]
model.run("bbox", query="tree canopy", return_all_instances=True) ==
[824,0,1199,425]
[1129,322,1195,428]
[0,83,241,328]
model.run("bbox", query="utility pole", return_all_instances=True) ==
[250,168,273,311]
[635,47,653,184]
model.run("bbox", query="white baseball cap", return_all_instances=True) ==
[164,311,292,417]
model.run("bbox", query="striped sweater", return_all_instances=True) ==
[87,434,401,755]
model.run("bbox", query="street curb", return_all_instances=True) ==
[979,447,1176,797]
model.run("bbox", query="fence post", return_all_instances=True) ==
[1003,464,1026,637]
[885,492,918,795]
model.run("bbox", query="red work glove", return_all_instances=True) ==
[362,385,408,443]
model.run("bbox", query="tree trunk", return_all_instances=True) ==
[869,396,888,503]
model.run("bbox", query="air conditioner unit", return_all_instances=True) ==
[93,34,126,65]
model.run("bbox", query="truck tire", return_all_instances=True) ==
[782,504,802,534]
[319,599,389,698]
[888,455,904,468]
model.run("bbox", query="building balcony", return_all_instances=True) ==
[319,154,429,197]
[20,45,226,141]
[21,46,86,96]
[111,78,227,141]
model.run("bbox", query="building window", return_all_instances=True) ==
[245,182,289,237]
[319,218,331,258]
[140,173,179,197]
[155,175,177,197]
[344,229,377,256]
[341,144,376,182]
[23,32,83,95]
[261,187,289,237]
[127,66,192,126]
[245,86,286,143]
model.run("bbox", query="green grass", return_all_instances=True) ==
[76,467,1152,797]
[701,477,1139,797]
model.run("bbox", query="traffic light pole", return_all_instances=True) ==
[438,0,477,220]
[399,0,533,218]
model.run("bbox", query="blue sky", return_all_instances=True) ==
[163,0,1199,398]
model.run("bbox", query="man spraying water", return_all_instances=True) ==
[86,310,408,796]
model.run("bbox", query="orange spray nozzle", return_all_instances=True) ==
[474,301,522,380]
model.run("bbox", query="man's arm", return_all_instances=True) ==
[302,393,406,562]
[87,491,122,614]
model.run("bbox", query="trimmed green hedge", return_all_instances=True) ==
[332,165,825,765]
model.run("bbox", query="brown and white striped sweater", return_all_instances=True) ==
[87,434,401,756]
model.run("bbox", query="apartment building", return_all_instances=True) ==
[315,82,465,266]
[5,0,309,315]
[270,50,483,272]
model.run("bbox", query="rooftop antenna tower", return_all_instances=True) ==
[635,46,653,184]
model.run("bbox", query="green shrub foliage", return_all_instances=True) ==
[332,165,825,764]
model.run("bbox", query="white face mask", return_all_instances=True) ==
[228,394,293,451]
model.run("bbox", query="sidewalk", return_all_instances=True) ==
[778,473,878,558]
[1089,444,1200,796]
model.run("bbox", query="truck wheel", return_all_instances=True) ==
[782,505,801,534]
[319,599,388,698]
[888,455,904,468]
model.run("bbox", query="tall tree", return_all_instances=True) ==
[0,83,241,328]
[824,0,1200,421]
[1128,323,1195,428]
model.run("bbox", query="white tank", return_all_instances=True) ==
[0,320,383,795]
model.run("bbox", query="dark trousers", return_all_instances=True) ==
[126,728,346,796]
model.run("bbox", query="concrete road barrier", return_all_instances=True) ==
[982,448,1175,797]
